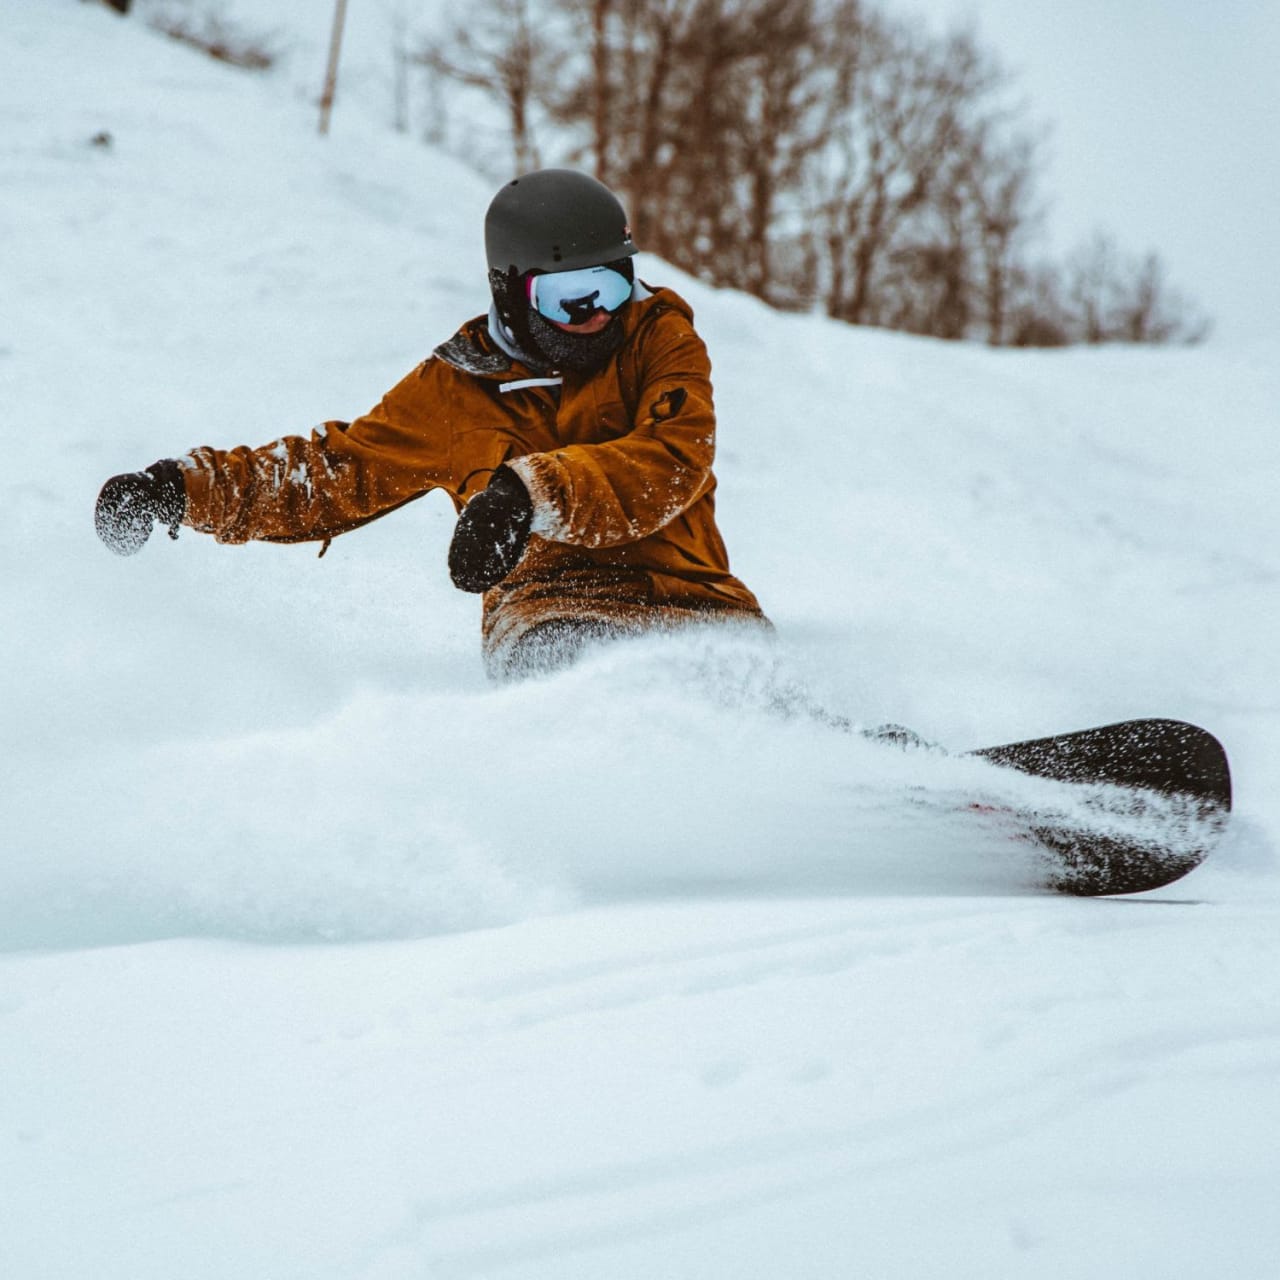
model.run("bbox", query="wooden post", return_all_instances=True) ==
[391,11,409,134]
[318,0,349,137]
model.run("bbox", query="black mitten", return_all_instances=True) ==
[448,466,534,593]
[94,460,187,556]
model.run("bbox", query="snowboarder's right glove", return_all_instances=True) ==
[95,460,187,556]
[448,465,534,593]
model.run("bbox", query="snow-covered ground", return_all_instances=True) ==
[4,4,1280,1276]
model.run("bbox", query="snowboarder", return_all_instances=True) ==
[94,168,768,676]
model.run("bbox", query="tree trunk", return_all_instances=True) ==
[592,0,611,183]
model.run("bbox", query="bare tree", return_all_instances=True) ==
[1065,230,1118,343]
[596,0,703,250]
[539,0,826,300]
[630,0,821,292]
[812,11,1002,327]
[728,0,831,300]
[591,0,613,182]
[964,124,1042,344]
[1062,233,1209,345]
[419,0,557,173]
[1115,252,1210,344]
[1003,261,1071,347]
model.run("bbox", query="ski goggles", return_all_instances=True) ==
[527,264,634,325]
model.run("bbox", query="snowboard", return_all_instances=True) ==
[967,718,1232,896]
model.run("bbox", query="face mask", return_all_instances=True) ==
[525,308,627,373]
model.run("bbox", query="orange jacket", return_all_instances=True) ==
[180,286,766,660]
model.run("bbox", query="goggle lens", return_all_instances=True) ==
[529,265,633,325]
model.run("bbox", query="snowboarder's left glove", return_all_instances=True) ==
[95,460,187,556]
[448,465,533,593]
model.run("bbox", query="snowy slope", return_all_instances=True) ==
[4,4,1280,1277]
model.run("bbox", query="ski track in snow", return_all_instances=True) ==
[3,4,1280,1278]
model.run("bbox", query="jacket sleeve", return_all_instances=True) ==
[180,361,457,544]
[506,308,717,548]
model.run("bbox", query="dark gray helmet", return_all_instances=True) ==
[485,169,636,276]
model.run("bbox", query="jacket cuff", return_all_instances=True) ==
[506,454,568,541]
